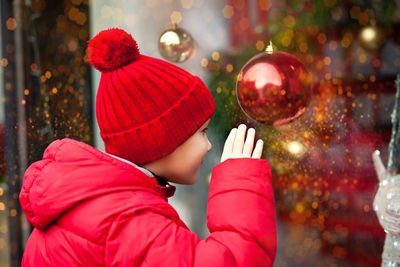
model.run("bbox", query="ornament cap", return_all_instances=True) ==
[265,41,275,54]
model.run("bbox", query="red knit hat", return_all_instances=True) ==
[88,28,215,165]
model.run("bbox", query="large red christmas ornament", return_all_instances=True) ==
[236,43,312,126]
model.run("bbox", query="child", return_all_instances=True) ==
[19,28,276,266]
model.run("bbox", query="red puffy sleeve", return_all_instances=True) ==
[105,158,276,267]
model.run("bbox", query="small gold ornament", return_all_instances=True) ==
[158,24,194,63]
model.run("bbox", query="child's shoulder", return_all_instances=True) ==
[57,189,178,244]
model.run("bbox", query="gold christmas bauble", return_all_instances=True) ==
[158,27,194,62]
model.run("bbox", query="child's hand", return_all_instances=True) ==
[220,124,264,162]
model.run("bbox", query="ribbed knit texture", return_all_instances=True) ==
[90,30,215,164]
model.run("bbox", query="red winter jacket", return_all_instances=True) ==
[20,138,276,266]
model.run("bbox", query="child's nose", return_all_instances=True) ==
[207,139,212,152]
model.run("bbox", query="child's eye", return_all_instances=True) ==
[202,127,209,133]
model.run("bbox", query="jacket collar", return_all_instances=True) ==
[104,152,176,198]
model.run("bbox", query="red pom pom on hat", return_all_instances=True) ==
[88,28,140,72]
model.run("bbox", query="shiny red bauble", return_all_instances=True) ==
[236,50,312,126]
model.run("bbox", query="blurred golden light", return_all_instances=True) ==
[146,0,158,7]
[68,7,79,20]
[181,0,193,9]
[325,73,332,80]
[363,205,370,212]
[329,41,338,50]
[323,56,331,65]
[287,141,305,156]
[256,40,265,51]
[282,35,292,47]
[6,18,17,31]
[10,209,17,216]
[200,58,208,67]
[68,40,78,52]
[45,71,52,79]
[225,64,233,72]
[373,58,381,67]
[369,75,376,82]
[222,5,234,19]
[360,26,376,42]
[0,223,7,233]
[76,12,87,25]
[358,25,385,51]
[295,203,305,213]
[306,54,314,63]
[299,42,308,53]
[1,58,8,67]
[170,11,182,24]
[212,51,220,61]
[341,32,354,48]
[30,63,37,71]
[283,15,295,27]
[358,53,367,63]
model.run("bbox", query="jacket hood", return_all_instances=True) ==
[19,138,173,229]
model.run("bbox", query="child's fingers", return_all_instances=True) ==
[222,128,237,156]
[251,139,264,159]
[233,124,246,155]
[243,128,255,157]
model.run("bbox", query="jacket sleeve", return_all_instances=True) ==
[105,158,276,267]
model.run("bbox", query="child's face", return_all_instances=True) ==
[144,119,212,184]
